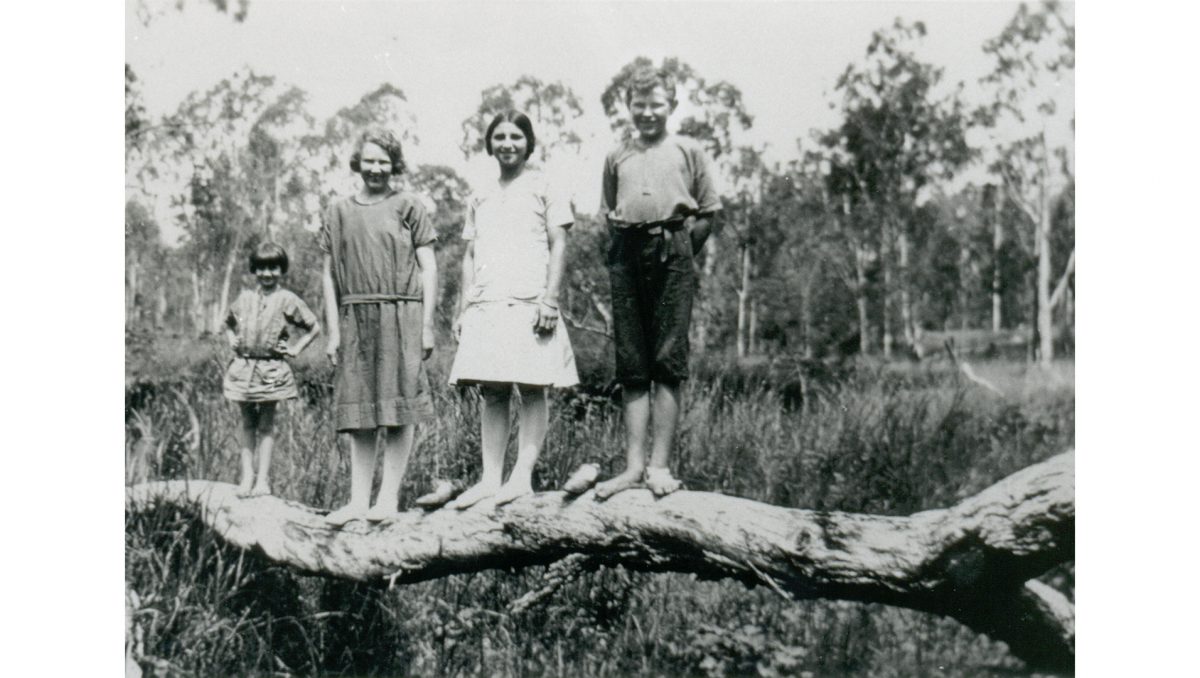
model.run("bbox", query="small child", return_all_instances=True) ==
[444,111,579,510]
[592,66,721,499]
[223,242,320,497]
[321,128,438,524]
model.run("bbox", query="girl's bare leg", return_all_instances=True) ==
[327,430,377,525]
[494,385,547,506]
[448,384,510,509]
[237,403,258,496]
[366,424,417,520]
[249,402,276,496]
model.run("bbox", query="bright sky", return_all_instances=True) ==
[126,0,1074,240]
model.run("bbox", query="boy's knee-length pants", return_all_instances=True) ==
[607,225,696,387]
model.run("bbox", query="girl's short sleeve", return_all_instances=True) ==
[461,198,477,241]
[404,197,437,248]
[543,180,574,230]
[283,292,318,331]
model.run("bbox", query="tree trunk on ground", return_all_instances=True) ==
[128,451,1075,673]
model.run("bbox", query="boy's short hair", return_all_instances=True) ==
[624,67,678,106]
[484,110,537,160]
[249,242,289,274]
[349,128,407,176]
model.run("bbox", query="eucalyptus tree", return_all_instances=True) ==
[459,75,586,165]
[977,0,1075,365]
[823,20,972,357]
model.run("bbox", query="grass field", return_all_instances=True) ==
[126,338,1074,677]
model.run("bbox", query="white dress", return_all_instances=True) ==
[448,170,579,388]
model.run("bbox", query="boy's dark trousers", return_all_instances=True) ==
[607,219,697,387]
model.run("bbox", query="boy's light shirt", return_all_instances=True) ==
[602,133,722,224]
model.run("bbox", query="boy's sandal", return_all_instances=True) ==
[414,480,464,509]
[644,467,683,497]
[562,463,600,495]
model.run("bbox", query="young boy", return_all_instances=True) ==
[593,67,721,499]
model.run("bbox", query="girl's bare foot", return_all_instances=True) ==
[236,478,254,497]
[594,469,644,500]
[325,503,368,526]
[562,463,599,495]
[247,484,272,498]
[644,467,682,497]
[492,479,533,507]
[414,480,463,510]
[446,481,500,510]
[364,503,400,522]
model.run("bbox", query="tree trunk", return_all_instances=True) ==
[127,451,1075,673]
[881,223,894,359]
[855,240,870,356]
[190,270,204,336]
[898,227,915,349]
[126,255,139,331]
[1036,187,1053,366]
[749,299,759,355]
[216,241,240,333]
[154,283,167,330]
[694,232,720,353]
[736,242,751,358]
[992,199,1003,332]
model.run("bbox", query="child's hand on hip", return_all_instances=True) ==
[275,339,295,358]
[422,325,435,360]
[229,335,241,350]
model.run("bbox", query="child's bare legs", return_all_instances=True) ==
[365,424,417,520]
[448,384,510,509]
[327,430,377,525]
[595,384,650,499]
[646,381,683,496]
[493,385,547,506]
[249,402,277,496]
[237,403,258,496]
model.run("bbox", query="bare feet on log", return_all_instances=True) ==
[492,479,533,507]
[414,480,462,510]
[364,503,400,522]
[236,479,254,498]
[446,481,500,510]
[644,467,682,497]
[247,484,272,498]
[562,464,599,495]
[594,469,644,500]
[325,503,368,526]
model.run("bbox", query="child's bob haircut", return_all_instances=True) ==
[625,67,678,106]
[249,242,289,275]
[484,111,536,160]
[349,128,407,176]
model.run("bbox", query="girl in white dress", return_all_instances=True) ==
[446,111,579,509]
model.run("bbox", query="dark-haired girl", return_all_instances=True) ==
[320,129,438,524]
[223,242,320,497]
[445,111,578,509]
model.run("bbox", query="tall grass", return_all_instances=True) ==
[126,346,1073,677]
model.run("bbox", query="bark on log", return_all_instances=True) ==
[127,451,1074,672]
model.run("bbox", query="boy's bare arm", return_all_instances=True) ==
[687,213,717,254]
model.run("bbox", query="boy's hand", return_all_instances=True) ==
[325,334,340,367]
[229,335,242,351]
[422,325,435,360]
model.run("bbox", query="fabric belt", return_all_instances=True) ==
[340,293,421,306]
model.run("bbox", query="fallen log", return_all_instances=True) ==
[127,451,1074,672]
